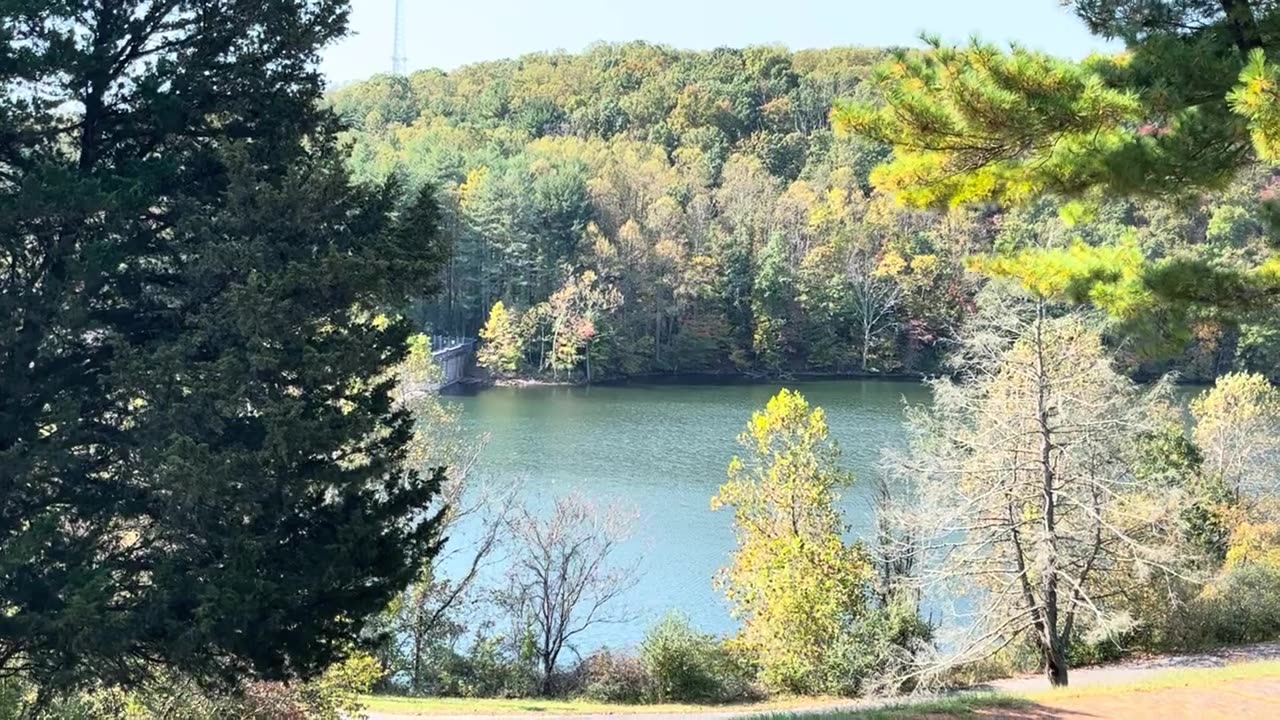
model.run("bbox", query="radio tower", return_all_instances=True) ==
[391,0,407,75]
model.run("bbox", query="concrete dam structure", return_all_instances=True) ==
[430,336,476,389]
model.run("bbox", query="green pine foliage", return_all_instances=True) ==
[831,3,1280,331]
[1,0,449,700]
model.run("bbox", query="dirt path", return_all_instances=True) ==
[363,640,1280,720]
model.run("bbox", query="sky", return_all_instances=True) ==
[321,0,1119,85]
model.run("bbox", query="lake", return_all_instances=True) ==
[444,378,931,651]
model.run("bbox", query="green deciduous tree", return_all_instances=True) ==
[711,389,873,694]
[0,0,448,702]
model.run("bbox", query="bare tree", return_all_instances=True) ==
[847,250,902,371]
[500,495,640,694]
[387,474,522,691]
[379,349,521,691]
[869,470,918,607]
[886,290,1188,687]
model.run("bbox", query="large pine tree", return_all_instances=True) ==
[834,0,1280,322]
[0,0,448,697]
[835,1,1279,206]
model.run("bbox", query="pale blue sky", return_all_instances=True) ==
[321,0,1118,85]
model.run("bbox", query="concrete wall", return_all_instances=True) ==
[431,339,475,388]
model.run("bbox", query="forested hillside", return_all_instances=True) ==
[328,42,1279,381]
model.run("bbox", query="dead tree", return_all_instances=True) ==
[500,495,639,694]
[888,290,1187,687]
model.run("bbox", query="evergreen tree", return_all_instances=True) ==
[834,2,1280,322]
[0,0,448,699]
[834,3,1280,206]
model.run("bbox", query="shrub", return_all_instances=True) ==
[572,649,651,703]
[447,635,539,699]
[1191,562,1280,645]
[640,613,755,703]
[291,652,383,719]
[0,686,129,720]
[0,654,382,720]
[1066,632,1128,668]
[820,600,933,697]
[1224,520,1280,570]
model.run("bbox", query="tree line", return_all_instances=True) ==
[333,40,1280,383]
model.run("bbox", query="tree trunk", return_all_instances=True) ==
[1033,298,1068,688]
[541,652,555,696]
[412,630,422,690]
[551,326,560,380]
[862,322,871,371]
[1045,638,1069,687]
[655,308,662,364]
[1220,0,1263,54]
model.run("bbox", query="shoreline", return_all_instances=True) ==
[450,369,1215,393]
[471,369,928,390]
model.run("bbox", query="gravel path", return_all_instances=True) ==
[981,639,1280,694]
[363,640,1280,720]
[986,677,1280,719]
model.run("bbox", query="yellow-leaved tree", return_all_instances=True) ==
[711,389,873,694]
[1191,371,1280,507]
[477,300,524,374]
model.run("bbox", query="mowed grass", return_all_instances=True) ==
[759,658,1280,719]
[363,658,1280,717]
[361,693,850,716]
[755,694,1029,720]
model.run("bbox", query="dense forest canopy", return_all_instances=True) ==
[328,41,1279,381]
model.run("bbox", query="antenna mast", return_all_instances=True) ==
[391,0,407,75]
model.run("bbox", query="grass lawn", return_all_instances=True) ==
[752,694,1029,720]
[363,658,1280,717]
[361,693,850,716]
[758,658,1280,719]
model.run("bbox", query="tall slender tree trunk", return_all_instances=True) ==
[655,309,662,365]
[412,616,424,691]
[862,321,871,371]
[1032,298,1068,687]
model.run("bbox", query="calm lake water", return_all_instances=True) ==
[445,379,931,651]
